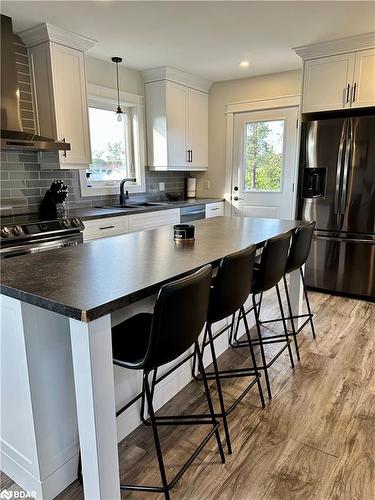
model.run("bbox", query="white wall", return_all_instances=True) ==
[196,69,302,198]
[85,55,145,96]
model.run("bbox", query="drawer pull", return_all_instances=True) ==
[99,225,115,230]
[210,208,220,211]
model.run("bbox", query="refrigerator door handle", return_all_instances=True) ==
[334,120,347,220]
[339,119,353,221]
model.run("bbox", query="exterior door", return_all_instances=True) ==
[232,106,299,219]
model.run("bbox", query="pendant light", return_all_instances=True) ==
[112,56,123,122]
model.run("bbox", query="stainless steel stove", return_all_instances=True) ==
[1,213,84,259]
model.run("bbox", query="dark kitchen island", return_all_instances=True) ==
[0,217,303,500]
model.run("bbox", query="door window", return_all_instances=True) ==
[243,119,284,192]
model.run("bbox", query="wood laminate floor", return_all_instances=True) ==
[2,290,374,500]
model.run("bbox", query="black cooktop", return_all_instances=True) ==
[1,212,59,226]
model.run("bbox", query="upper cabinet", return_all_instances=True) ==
[143,67,210,171]
[19,23,96,169]
[295,33,375,113]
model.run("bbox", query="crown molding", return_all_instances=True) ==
[19,23,97,52]
[294,32,375,60]
[142,66,212,93]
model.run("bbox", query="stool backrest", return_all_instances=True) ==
[207,245,257,324]
[145,264,212,369]
[286,221,316,273]
[252,231,292,294]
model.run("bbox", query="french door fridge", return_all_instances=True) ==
[298,115,375,300]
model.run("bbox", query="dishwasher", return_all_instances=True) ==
[180,205,206,222]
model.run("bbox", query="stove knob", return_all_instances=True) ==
[71,218,80,227]
[61,219,71,228]
[1,227,11,238]
[12,225,23,236]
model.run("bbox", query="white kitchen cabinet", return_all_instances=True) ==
[83,215,129,242]
[187,88,208,169]
[352,48,375,108]
[20,23,95,169]
[295,33,375,113]
[205,201,224,218]
[128,209,180,232]
[302,53,355,112]
[143,67,210,171]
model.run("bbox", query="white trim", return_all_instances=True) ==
[19,23,97,52]
[87,83,144,107]
[142,66,211,93]
[294,32,375,61]
[225,96,300,218]
[79,86,146,197]
[226,94,300,114]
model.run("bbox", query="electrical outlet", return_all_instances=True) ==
[204,179,210,189]
[159,182,165,191]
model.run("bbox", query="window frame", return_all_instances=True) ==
[79,85,146,197]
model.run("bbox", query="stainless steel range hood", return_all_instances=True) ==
[0,15,70,152]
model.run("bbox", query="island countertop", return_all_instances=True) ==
[0,217,302,322]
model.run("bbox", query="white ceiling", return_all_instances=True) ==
[1,1,375,82]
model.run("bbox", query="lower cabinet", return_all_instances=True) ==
[205,201,225,218]
[83,215,129,242]
[83,209,180,242]
[128,209,180,232]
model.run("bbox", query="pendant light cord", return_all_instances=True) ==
[116,61,121,111]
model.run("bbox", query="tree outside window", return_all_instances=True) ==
[244,120,284,192]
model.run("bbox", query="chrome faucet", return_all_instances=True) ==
[119,178,136,205]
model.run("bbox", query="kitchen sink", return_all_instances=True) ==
[95,202,170,209]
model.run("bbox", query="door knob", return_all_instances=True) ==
[233,196,243,201]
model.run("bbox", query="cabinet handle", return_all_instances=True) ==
[99,225,115,230]
[345,84,350,104]
[61,137,67,158]
[186,150,190,163]
[190,149,193,163]
[352,82,357,102]
[211,208,220,211]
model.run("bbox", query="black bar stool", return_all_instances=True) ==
[230,231,294,400]
[192,245,265,454]
[256,221,316,361]
[110,265,225,500]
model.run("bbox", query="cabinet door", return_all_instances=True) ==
[166,82,188,167]
[50,43,91,168]
[205,201,224,218]
[188,88,208,169]
[302,53,355,112]
[128,209,180,232]
[352,48,375,108]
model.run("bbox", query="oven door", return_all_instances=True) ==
[0,233,83,259]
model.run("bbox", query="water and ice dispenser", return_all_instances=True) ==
[302,168,326,198]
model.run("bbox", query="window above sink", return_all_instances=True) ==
[79,84,146,197]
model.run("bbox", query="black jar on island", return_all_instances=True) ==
[173,224,195,242]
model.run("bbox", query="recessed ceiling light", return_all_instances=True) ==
[239,60,249,68]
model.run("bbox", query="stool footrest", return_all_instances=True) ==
[120,424,220,493]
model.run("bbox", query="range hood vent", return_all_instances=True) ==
[0,15,70,152]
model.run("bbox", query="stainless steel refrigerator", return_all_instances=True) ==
[298,115,375,300]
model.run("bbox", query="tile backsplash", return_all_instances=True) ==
[0,150,187,216]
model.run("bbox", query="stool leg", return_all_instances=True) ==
[241,306,265,408]
[227,313,236,347]
[252,294,272,400]
[300,267,316,339]
[143,371,170,500]
[275,284,294,369]
[195,341,226,464]
[206,324,232,454]
[192,326,208,380]
[257,292,263,319]
[283,275,300,361]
